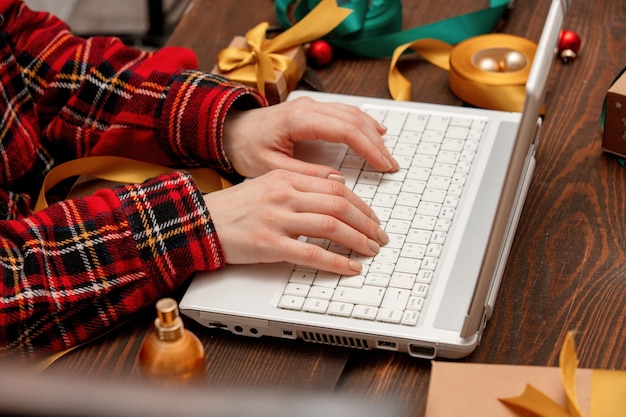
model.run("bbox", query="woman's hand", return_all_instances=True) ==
[203,169,390,276]
[222,96,399,179]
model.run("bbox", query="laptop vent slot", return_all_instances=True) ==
[301,331,369,349]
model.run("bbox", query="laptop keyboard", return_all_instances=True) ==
[278,105,487,326]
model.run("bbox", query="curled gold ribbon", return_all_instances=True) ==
[499,331,626,417]
[35,156,232,211]
[389,34,537,112]
[217,0,352,96]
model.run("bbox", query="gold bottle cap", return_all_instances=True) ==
[155,298,184,341]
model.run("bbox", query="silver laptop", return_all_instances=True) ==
[180,0,569,359]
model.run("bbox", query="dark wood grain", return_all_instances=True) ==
[46,1,626,415]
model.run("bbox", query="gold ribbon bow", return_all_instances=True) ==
[499,331,626,417]
[217,0,352,97]
[388,34,537,112]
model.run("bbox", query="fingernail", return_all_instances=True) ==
[327,173,346,184]
[370,211,381,224]
[378,227,389,245]
[387,156,400,171]
[368,239,380,254]
[378,122,388,132]
[349,261,363,273]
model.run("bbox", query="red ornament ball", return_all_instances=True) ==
[557,29,582,62]
[306,40,333,67]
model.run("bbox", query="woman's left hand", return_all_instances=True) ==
[222,96,399,179]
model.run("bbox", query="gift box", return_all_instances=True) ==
[212,35,307,105]
[602,70,626,157]
[425,333,626,417]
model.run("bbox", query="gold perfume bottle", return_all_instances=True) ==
[138,298,206,386]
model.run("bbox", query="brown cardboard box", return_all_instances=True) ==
[212,36,307,105]
[603,70,626,157]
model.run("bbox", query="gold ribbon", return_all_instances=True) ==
[388,34,537,112]
[499,331,626,417]
[36,156,232,211]
[217,0,352,96]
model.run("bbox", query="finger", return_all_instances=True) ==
[284,98,398,172]
[287,172,381,226]
[280,236,364,276]
[270,153,342,179]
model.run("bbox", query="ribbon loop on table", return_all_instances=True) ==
[217,0,352,96]
[35,156,232,212]
[389,34,537,112]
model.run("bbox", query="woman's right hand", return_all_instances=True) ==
[203,169,389,276]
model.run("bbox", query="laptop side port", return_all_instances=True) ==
[281,329,297,339]
[377,340,398,350]
[208,322,228,329]
[409,344,436,359]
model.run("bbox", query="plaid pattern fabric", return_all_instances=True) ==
[0,0,266,359]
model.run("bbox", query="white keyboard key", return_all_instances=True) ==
[303,298,329,313]
[352,305,378,320]
[364,107,387,121]
[401,310,420,326]
[393,143,418,157]
[436,150,461,165]
[404,113,428,132]
[372,192,397,208]
[395,257,422,274]
[386,233,406,249]
[430,231,447,244]
[412,154,436,168]
[400,243,426,259]
[412,283,429,298]
[279,295,305,310]
[417,142,440,155]
[422,130,445,143]
[420,256,438,270]
[289,271,316,285]
[398,131,421,144]
[450,117,473,128]
[435,218,451,232]
[284,283,310,297]
[406,167,431,181]
[382,289,409,311]
[396,192,421,207]
[353,183,377,198]
[406,296,425,311]
[443,195,459,208]
[342,154,366,169]
[402,178,427,193]
[446,126,469,140]
[328,301,353,317]
[464,139,480,151]
[369,262,396,275]
[423,188,446,204]
[395,155,413,169]
[358,170,383,185]
[374,247,401,264]
[416,270,433,284]
[385,219,411,235]
[427,175,451,190]
[412,215,437,230]
[372,206,392,222]
[383,169,407,182]
[439,206,455,219]
[432,162,456,177]
[378,180,403,195]
[383,111,408,136]
[426,115,450,131]
[406,229,431,244]
[426,243,443,257]
[333,285,385,306]
[376,308,403,323]
[339,275,365,288]
[390,205,416,221]
[365,273,391,287]
[313,271,341,288]
[308,286,334,300]
[417,201,442,216]
[389,272,416,289]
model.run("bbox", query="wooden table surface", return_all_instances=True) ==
[46,0,626,415]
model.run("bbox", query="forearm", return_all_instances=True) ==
[0,171,222,359]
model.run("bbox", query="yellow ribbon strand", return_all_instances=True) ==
[388,34,537,112]
[36,156,231,212]
[217,0,352,96]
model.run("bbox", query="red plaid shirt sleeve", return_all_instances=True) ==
[0,0,267,359]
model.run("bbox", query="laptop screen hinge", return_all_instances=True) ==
[460,305,491,339]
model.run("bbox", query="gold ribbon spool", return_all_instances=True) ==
[388,34,538,112]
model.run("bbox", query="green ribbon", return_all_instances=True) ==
[275,0,512,58]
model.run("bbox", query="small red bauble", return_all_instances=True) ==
[557,29,581,63]
[306,40,333,67]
